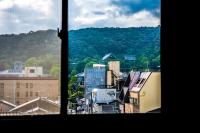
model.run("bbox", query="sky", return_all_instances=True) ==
[69,0,160,30]
[0,0,62,34]
[0,0,160,34]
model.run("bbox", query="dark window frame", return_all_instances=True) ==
[1,0,67,120]
[0,0,175,124]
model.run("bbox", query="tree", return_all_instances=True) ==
[138,55,149,71]
[85,61,96,68]
[70,69,77,76]
[50,64,60,78]
[25,57,38,66]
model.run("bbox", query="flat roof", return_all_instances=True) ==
[0,77,58,80]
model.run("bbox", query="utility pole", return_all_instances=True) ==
[91,92,93,114]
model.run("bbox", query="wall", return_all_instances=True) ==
[107,70,113,86]
[0,78,59,105]
[25,67,43,77]
[139,72,161,113]
[108,61,120,86]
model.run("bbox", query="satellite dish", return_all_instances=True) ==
[102,53,111,60]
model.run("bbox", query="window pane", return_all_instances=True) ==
[68,0,161,114]
[0,0,62,116]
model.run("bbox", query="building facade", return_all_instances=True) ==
[0,77,59,105]
[84,68,106,92]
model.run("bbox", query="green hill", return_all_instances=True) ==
[69,27,160,73]
[0,27,160,74]
[0,30,61,73]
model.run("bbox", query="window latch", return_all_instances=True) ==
[57,28,63,39]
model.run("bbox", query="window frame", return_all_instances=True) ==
[1,0,67,120]
[0,0,173,123]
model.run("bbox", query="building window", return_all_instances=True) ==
[0,0,62,115]
[16,92,20,97]
[30,83,33,88]
[30,69,35,73]
[26,83,29,88]
[0,83,4,98]
[16,101,20,105]
[35,92,39,97]
[26,92,28,97]
[16,82,20,88]
[0,83,4,89]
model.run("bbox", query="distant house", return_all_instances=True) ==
[9,97,60,115]
[107,61,120,87]
[0,61,24,77]
[124,55,136,61]
[93,64,106,69]
[24,67,43,77]
[120,72,161,113]
[84,68,106,92]
[0,70,24,77]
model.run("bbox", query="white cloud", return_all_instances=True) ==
[112,10,160,27]
[0,0,13,10]
[0,0,61,34]
[69,0,160,30]
[14,0,53,17]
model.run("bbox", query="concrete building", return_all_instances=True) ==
[107,61,120,86]
[0,61,24,77]
[0,77,59,105]
[93,64,106,69]
[0,100,16,113]
[84,68,106,92]
[124,72,161,113]
[9,97,60,115]
[24,67,43,77]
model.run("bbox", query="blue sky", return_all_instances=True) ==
[69,0,160,30]
[0,0,160,34]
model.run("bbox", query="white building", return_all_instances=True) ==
[93,64,106,69]
[24,67,43,77]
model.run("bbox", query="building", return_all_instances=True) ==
[124,72,161,113]
[84,68,106,92]
[0,100,16,113]
[0,77,59,105]
[9,97,60,115]
[24,67,43,77]
[124,55,136,61]
[107,61,120,86]
[93,64,106,69]
[0,61,24,77]
[12,61,24,73]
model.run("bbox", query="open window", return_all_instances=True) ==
[68,0,161,114]
[0,0,62,116]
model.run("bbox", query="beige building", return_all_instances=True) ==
[125,72,161,113]
[24,67,43,77]
[0,100,16,113]
[9,97,60,115]
[0,77,59,105]
[107,61,120,86]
